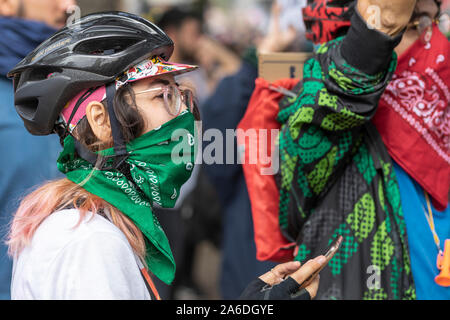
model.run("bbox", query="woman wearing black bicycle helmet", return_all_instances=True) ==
[6,11,325,300]
[6,11,201,300]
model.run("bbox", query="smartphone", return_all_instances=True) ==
[299,235,343,289]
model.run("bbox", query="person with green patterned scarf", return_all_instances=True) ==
[274,0,450,299]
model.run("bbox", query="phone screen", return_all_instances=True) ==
[324,235,343,259]
[299,235,343,289]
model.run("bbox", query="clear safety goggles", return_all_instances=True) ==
[134,84,194,117]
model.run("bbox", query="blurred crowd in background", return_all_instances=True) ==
[71,0,316,300]
[0,0,314,301]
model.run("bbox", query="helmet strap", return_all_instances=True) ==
[103,82,142,192]
[105,82,128,161]
[71,82,142,193]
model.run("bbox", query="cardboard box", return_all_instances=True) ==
[258,52,313,83]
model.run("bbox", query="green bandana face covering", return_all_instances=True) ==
[57,110,197,284]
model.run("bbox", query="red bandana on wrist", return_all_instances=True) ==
[372,25,450,211]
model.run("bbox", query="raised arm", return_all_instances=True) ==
[277,0,417,240]
[339,0,417,75]
[358,0,417,36]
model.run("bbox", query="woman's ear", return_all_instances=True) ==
[85,101,111,144]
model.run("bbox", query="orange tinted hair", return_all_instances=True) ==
[6,178,147,265]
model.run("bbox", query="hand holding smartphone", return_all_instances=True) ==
[263,235,343,299]
[297,235,343,289]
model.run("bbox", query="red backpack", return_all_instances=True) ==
[237,77,299,262]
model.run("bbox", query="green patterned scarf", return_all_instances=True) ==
[277,38,415,299]
[57,110,197,284]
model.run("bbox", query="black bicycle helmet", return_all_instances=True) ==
[8,11,174,136]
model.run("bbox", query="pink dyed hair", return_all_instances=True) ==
[6,178,147,265]
[6,82,151,263]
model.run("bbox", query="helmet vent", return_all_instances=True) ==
[27,67,64,81]
[74,37,142,56]
[17,98,39,119]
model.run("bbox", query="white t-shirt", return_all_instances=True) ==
[11,209,151,300]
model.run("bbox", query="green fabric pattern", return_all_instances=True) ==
[294,244,311,262]
[328,224,359,276]
[276,37,415,299]
[346,193,376,243]
[363,288,388,300]
[57,110,197,285]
